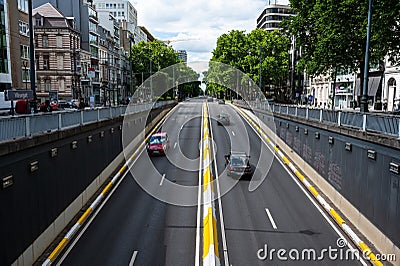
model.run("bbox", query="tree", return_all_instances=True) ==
[285,0,400,98]
[130,40,181,89]
[210,29,290,99]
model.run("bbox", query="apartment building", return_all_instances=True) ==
[33,3,81,102]
[0,0,11,91]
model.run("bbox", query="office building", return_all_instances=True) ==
[256,2,295,31]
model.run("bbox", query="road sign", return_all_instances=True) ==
[5,90,33,101]
[88,68,95,78]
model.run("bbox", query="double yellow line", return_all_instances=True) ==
[201,103,220,266]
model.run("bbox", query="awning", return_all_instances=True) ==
[354,76,381,97]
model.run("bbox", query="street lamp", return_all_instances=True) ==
[259,47,263,91]
[360,0,373,112]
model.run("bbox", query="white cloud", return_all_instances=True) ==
[135,0,290,62]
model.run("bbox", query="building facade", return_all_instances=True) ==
[33,0,100,104]
[256,3,295,31]
[93,0,137,26]
[0,0,11,91]
[33,3,81,102]
[382,58,400,111]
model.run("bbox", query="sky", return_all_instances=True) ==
[135,0,290,63]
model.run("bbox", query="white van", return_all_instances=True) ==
[0,92,12,114]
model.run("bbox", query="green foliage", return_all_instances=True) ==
[285,0,400,76]
[209,29,290,97]
[130,40,201,99]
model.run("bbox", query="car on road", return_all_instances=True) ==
[147,132,169,156]
[224,152,253,178]
[57,101,78,110]
[218,99,225,104]
[217,113,230,126]
[39,101,58,112]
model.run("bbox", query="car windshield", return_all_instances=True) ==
[231,156,248,166]
[149,136,165,145]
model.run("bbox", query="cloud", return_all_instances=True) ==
[135,0,289,62]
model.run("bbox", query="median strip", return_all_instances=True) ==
[201,103,220,266]
[234,105,383,266]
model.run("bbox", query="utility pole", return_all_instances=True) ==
[259,46,263,92]
[360,0,373,112]
[28,0,37,103]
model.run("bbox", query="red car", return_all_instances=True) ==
[40,101,58,112]
[147,132,169,155]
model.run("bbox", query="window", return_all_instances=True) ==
[44,79,51,91]
[35,17,42,26]
[43,55,49,70]
[42,35,48,48]
[58,79,65,91]
[56,36,63,48]
[18,0,28,13]
[19,20,29,36]
[35,55,39,70]
[118,4,120,8]
[106,3,109,8]
[121,4,124,8]
[118,12,121,16]
[57,55,63,69]
[114,4,117,8]
[121,11,125,17]
[20,45,29,59]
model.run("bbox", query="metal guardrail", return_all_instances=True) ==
[0,101,175,142]
[242,101,400,138]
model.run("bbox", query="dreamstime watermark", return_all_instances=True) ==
[257,238,396,262]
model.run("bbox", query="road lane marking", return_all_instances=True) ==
[208,104,230,266]
[159,174,166,186]
[174,142,177,149]
[195,104,204,266]
[129,251,138,266]
[235,106,368,266]
[265,208,277,229]
[232,131,235,136]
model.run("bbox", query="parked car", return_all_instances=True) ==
[218,99,225,104]
[217,113,230,126]
[58,101,78,110]
[224,152,253,178]
[39,100,58,112]
[147,132,169,156]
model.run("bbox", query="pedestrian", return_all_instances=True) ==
[383,100,388,112]
[78,98,85,110]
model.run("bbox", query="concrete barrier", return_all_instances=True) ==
[234,105,391,266]
[12,106,175,266]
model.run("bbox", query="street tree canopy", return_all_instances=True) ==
[284,0,400,95]
[210,29,290,99]
[130,40,201,99]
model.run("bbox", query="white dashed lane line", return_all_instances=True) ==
[129,250,138,266]
[265,208,278,230]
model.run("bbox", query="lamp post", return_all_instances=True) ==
[149,58,152,102]
[28,0,36,102]
[259,47,263,92]
[360,0,373,112]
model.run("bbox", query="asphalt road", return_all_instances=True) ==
[208,102,363,265]
[58,100,364,265]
